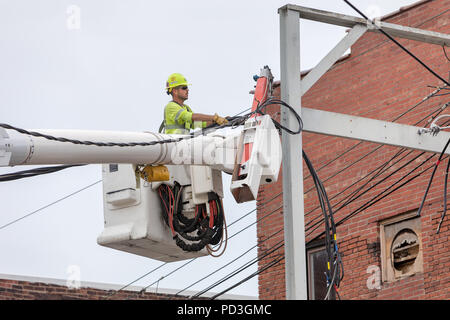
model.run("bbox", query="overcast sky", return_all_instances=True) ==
[0,0,420,298]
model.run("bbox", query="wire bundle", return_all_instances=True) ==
[303,150,343,300]
[0,164,86,182]
[157,183,225,253]
[204,96,303,136]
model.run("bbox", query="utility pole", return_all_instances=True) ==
[277,4,449,300]
[279,6,307,300]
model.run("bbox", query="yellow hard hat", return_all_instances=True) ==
[165,73,190,93]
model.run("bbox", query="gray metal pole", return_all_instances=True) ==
[279,6,307,300]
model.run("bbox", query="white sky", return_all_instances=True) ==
[0,0,420,298]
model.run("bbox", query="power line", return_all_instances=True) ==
[104,262,168,299]
[214,122,446,299]
[303,93,449,223]
[207,93,449,299]
[206,6,450,299]
[175,227,284,297]
[0,164,87,182]
[107,193,283,299]
[328,9,450,75]
[343,0,450,87]
[0,179,102,231]
[209,253,285,300]
[307,153,442,242]
[179,112,447,300]
[213,152,445,299]
[443,45,450,62]
[191,240,285,299]
[305,149,428,237]
[303,86,445,193]
[304,99,449,232]
[132,204,282,299]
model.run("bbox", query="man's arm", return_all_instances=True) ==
[192,113,227,126]
[192,113,215,126]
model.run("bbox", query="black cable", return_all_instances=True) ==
[307,155,440,244]
[0,164,86,182]
[343,0,450,87]
[304,148,411,232]
[204,96,303,136]
[197,132,435,300]
[0,179,102,231]
[437,156,450,234]
[157,183,224,253]
[304,97,450,229]
[303,150,343,299]
[416,137,450,217]
[124,258,199,300]
[209,254,285,300]
[107,192,283,299]
[443,45,450,62]
[328,9,450,76]
[255,98,303,135]
[191,240,285,299]
[104,262,168,299]
[175,227,284,296]
[303,87,445,193]
[201,93,445,299]
[127,204,283,300]
[0,123,194,147]
[306,150,428,237]
[304,97,448,219]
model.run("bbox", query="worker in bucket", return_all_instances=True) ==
[161,73,228,134]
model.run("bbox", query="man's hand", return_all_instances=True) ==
[213,113,228,125]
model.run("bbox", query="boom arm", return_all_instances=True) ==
[0,114,282,202]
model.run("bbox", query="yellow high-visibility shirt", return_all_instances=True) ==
[164,101,206,134]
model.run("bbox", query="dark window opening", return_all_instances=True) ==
[307,244,335,300]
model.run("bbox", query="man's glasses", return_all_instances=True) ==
[179,86,188,90]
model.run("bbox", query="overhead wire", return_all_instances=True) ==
[304,103,450,237]
[415,137,450,218]
[303,86,446,192]
[176,228,284,298]
[106,191,283,299]
[204,5,450,299]
[209,253,285,300]
[302,150,342,299]
[304,91,449,225]
[327,9,450,75]
[190,93,448,299]
[200,151,338,300]
[6,9,448,294]
[0,164,87,182]
[303,108,448,243]
[212,97,450,299]
[305,150,430,238]
[343,0,450,87]
[0,179,102,231]
[122,93,447,299]
[307,154,443,242]
[443,44,450,62]
[4,1,442,295]
[190,239,285,299]
[437,155,450,233]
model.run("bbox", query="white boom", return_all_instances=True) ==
[0,115,282,262]
[0,114,282,202]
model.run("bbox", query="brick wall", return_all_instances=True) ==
[257,0,450,300]
[0,276,203,300]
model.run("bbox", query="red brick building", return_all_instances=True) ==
[257,0,449,300]
[0,273,255,300]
